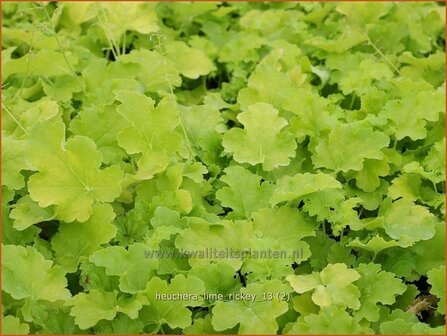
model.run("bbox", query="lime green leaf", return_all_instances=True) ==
[379,309,445,334]
[327,244,356,267]
[69,105,128,164]
[166,41,215,79]
[2,245,70,302]
[2,316,29,335]
[3,98,60,137]
[89,243,158,294]
[2,189,40,246]
[355,263,406,321]
[189,262,241,298]
[301,188,345,222]
[271,172,341,205]
[185,315,235,334]
[328,197,365,233]
[26,300,79,334]
[1,134,28,190]
[179,103,224,165]
[251,207,316,245]
[382,320,446,334]
[287,263,361,309]
[26,120,123,222]
[79,261,120,292]
[348,235,399,258]
[57,2,95,29]
[140,275,205,331]
[223,102,296,171]
[181,162,208,183]
[291,292,319,316]
[115,91,182,179]
[382,89,444,140]
[175,218,252,269]
[2,50,78,79]
[66,290,117,330]
[312,122,389,172]
[98,3,158,42]
[383,199,436,247]
[286,306,367,334]
[212,280,290,334]
[51,203,117,272]
[216,166,273,218]
[146,206,184,248]
[288,272,322,292]
[388,174,422,201]
[242,207,315,281]
[94,314,144,334]
[3,27,62,50]
[283,88,337,142]
[119,49,181,92]
[305,28,367,53]
[336,2,392,25]
[424,138,445,178]
[352,158,389,192]
[403,161,445,185]
[41,75,83,102]
[136,164,195,215]
[219,32,264,64]
[338,59,394,95]
[399,51,445,87]
[116,294,148,319]
[237,65,293,110]
[427,266,446,314]
[10,195,54,231]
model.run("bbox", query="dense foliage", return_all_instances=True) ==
[1,2,446,334]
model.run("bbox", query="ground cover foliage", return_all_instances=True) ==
[1,1,446,335]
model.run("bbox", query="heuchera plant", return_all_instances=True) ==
[1,2,446,335]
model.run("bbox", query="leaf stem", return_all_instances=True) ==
[432,181,438,194]
[122,31,126,56]
[96,8,119,60]
[153,32,195,161]
[349,92,356,110]
[349,21,400,75]
[15,30,36,99]
[364,34,400,75]
[2,103,29,135]
[39,2,86,93]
